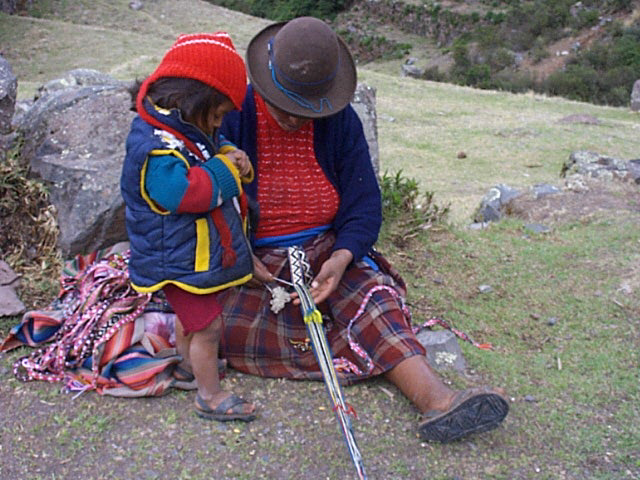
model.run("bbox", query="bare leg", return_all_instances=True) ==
[190,317,255,415]
[386,355,509,443]
[174,319,192,373]
[384,355,456,413]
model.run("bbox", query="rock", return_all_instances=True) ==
[15,70,135,257]
[524,223,551,234]
[628,159,640,184]
[533,183,561,199]
[351,83,379,176]
[36,68,126,99]
[416,330,467,372]
[631,79,640,112]
[0,54,17,134]
[402,63,424,78]
[0,260,24,316]
[474,184,521,222]
[561,150,639,183]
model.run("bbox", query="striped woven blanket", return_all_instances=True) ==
[0,243,183,397]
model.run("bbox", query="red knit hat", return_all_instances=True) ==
[138,32,247,110]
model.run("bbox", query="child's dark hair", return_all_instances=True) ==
[129,77,230,128]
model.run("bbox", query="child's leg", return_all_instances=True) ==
[190,316,255,417]
[174,319,192,373]
[163,284,255,419]
[189,317,224,402]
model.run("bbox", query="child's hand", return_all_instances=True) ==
[226,149,252,178]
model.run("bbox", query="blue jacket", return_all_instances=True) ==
[121,100,253,294]
[220,85,381,262]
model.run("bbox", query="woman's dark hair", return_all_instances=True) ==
[129,77,230,128]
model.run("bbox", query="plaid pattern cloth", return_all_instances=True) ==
[219,232,426,383]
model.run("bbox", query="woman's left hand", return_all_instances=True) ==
[307,249,353,304]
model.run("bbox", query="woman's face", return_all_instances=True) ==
[265,102,312,132]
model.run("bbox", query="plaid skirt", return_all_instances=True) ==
[219,232,426,383]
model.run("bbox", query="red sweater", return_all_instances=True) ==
[254,93,339,239]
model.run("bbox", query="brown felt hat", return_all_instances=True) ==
[246,16,357,118]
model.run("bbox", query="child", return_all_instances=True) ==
[120,32,256,421]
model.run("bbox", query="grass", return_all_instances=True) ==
[359,69,640,223]
[1,1,640,478]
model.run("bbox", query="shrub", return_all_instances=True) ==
[543,64,599,101]
[379,170,449,245]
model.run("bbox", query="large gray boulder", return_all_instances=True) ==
[0,54,17,134]
[15,69,135,257]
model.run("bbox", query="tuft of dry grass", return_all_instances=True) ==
[0,137,62,309]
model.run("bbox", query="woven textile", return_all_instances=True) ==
[0,243,183,397]
[218,231,426,383]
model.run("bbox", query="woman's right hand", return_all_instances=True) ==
[249,253,274,285]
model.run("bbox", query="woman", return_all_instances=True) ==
[218,16,509,443]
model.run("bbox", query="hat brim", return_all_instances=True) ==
[246,22,357,119]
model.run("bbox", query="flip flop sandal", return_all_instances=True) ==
[172,365,197,390]
[195,394,256,423]
[418,387,509,443]
[172,360,228,390]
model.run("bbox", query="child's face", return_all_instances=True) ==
[200,99,235,135]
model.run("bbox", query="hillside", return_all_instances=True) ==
[335,0,640,105]
[2,0,638,223]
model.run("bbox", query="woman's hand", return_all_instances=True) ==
[308,249,353,304]
[247,253,274,287]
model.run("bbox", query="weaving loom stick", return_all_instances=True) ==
[287,246,367,480]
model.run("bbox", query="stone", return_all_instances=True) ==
[562,150,639,183]
[558,114,600,125]
[351,83,379,175]
[416,329,467,372]
[402,63,423,78]
[524,223,551,234]
[15,71,135,257]
[0,260,24,316]
[474,184,521,222]
[631,79,640,112]
[0,54,17,134]
[533,183,561,199]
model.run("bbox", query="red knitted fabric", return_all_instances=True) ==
[138,32,246,110]
[254,93,340,239]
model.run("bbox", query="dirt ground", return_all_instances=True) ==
[0,176,638,479]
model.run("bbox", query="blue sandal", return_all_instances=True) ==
[195,394,257,423]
